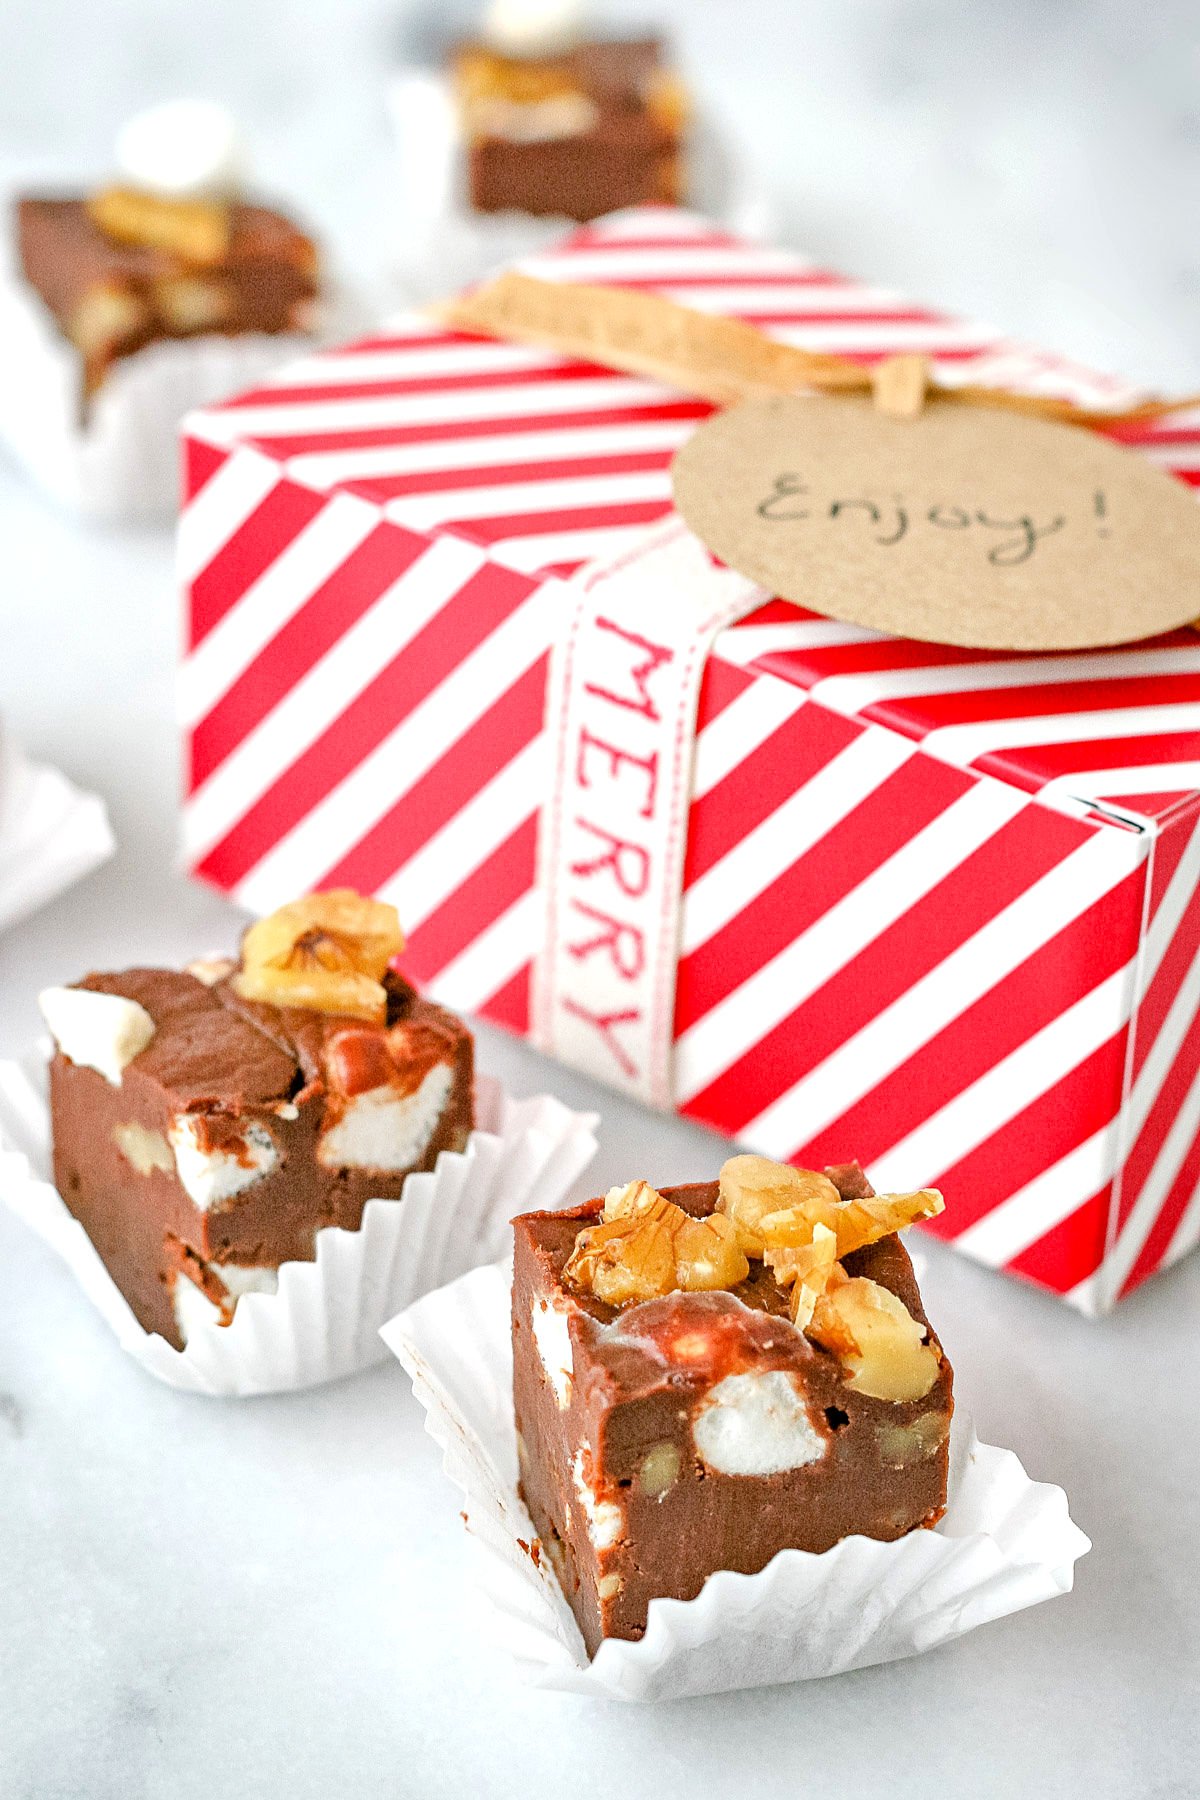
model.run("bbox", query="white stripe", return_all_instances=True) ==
[230,584,557,912]
[426,889,542,1014]
[680,728,915,959]
[769,319,998,353]
[522,245,817,283]
[922,702,1200,768]
[198,376,680,446]
[674,778,1025,1105]
[739,828,1141,1156]
[940,825,1200,1272]
[262,340,563,390]
[715,619,885,664]
[812,647,1200,716]
[1143,810,1200,978]
[952,1124,1119,1266]
[284,418,697,492]
[650,283,924,315]
[1163,1169,1200,1267]
[1131,440,1200,472]
[177,448,280,584]
[182,536,487,860]
[354,311,444,339]
[385,468,674,532]
[487,523,658,574]
[691,674,807,801]
[380,734,548,931]
[867,960,1138,1195]
[179,493,380,728]
[1099,1052,1200,1300]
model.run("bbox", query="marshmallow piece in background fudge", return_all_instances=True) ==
[168,1116,280,1210]
[37,985,155,1086]
[531,1293,575,1407]
[115,99,246,201]
[172,1259,279,1344]
[693,1369,829,1477]
[482,0,586,56]
[316,1061,455,1172]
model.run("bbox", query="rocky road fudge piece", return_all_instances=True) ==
[512,1157,951,1654]
[451,34,688,220]
[17,191,318,399]
[41,892,473,1349]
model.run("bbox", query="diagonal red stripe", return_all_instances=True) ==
[783,862,1146,1177]
[194,559,537,889]
[1004,1186,1112,1295]
[680,802,1089,1137]
[183,437,228,503]
[911,1035,1127,1248]
[682,699,863,892]
[478,961,534,1038]
[188,479,325,649]
[317,655,549,896]
[405,815,540,982]
[188,521,429,790]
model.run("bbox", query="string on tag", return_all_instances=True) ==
[441,272,1200,432]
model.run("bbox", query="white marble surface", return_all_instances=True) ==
[1,2,1199,1794]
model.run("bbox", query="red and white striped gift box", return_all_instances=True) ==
[180,206,1200,1314]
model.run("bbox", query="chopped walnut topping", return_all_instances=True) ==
[807,1271,941,1402]
[775,1221,839,1330]
[233,890,404,1023]
[563,1180,749,1308]
[564,1157,945,1403]
[87,186,232,265]
[718,1154,943,1264]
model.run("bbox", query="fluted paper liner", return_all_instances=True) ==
[0,721,114,933]
[383,1261,1091,1700]
[0,261,346,520]
[0,1049,597,1397]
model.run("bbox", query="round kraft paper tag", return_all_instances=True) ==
[671,393,1200,652]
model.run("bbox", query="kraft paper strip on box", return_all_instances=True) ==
[382,1260,1091,1701]
[0,1050,597,1397]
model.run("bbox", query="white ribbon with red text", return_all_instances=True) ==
[531,516,766,1108]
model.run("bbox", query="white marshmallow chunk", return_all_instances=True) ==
[316,1062,454,1172]
[693,1370,828,1477]
[572,1451,623,1550]
[39,986,156,1087]
[168,1116,278,1211]
[115,99,246,201]
[483,0,586,56]
[531,1296,574,1407]
[172,1260,278,1344]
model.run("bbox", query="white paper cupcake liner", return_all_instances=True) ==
[0,720,114,933]
[383,1261,1091,1701]
[384,67,778,309]
[0,1048,598,1398]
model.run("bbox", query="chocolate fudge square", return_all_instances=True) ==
[451,35,688,221]
[17,193,318,398]
[41,893,473,1349]
[512,1162,952,1654]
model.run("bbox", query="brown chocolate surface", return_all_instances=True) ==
[17,196,319,396]
[452,35,686,221]
[49,964,474,1348]
[512,1173,953,1655]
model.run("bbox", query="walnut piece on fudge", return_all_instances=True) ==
[41,890,474,1349]
[512,1156,951,1655]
